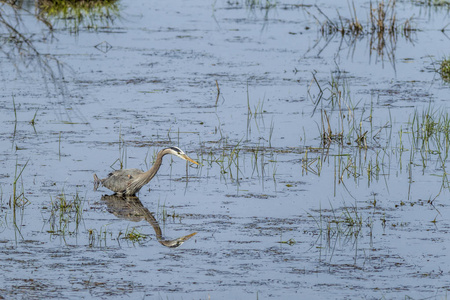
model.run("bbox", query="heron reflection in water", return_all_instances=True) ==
[94,147,199,196]
[101,194,196,248]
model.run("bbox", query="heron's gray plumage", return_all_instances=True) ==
[93,147,198,195]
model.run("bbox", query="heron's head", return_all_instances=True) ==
[167,147,199,165]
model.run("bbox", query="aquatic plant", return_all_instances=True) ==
[245,0,277,9]
[308,201,376,264]
[11,97,18,148]
[307,0,415,65]
[410,106,450,158]
[11,159,30,235]
[107,129,127,170]
[122,227,148,243]
[12,159,28,207]
[29,108,39,129]
[37,0,120,33]
[310,72,377,150]
[416,0,450,5]
[245,82,267,140]
[440,58,450,82]
[47,190,84,238]
[311,0,413,36]
[277,238,296,246]
[88,225,111,248]
[369,0,397,34]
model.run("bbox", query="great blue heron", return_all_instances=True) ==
[101,194,197,248]
[93,147,199,196]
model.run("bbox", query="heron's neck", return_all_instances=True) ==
[142,149,167,184]
[142,209,164,239]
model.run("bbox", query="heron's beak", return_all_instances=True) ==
[179,232,197,241]
[183,154,199,165]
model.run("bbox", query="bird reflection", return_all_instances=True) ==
[101,194,196,248]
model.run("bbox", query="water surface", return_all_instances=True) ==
[1,0,450,298]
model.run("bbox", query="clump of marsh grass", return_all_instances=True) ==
[314,2,363,35]
[156,200,182,225]
[440,58,450,82]
[11,159,30,236]
[277,238,296,246]
[47,189,84,238]
[108,129,127,170]
[87,225,110,248]
[310,72,375,149]
[245,82,267,140]
[122,227,148,243]
[308,0,415,64]
[11,159,29,210]
[306,72,397,192]
[245,0,277,9]
[321,110,344,145]
[397,106,450,202]
[29,108,39,133]
[369,0,397,34]
[311,0,413,36]
[308,71,353,116]
[410,106,450,156]
[37,0,120,33]
[415,0,450,6]
[309,202,376,263]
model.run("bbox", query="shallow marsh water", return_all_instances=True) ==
[1,0,450,299]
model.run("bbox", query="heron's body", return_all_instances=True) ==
[98,168,146,195]
[94,147,198,195]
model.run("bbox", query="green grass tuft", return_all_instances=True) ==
[440,58,450,82]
